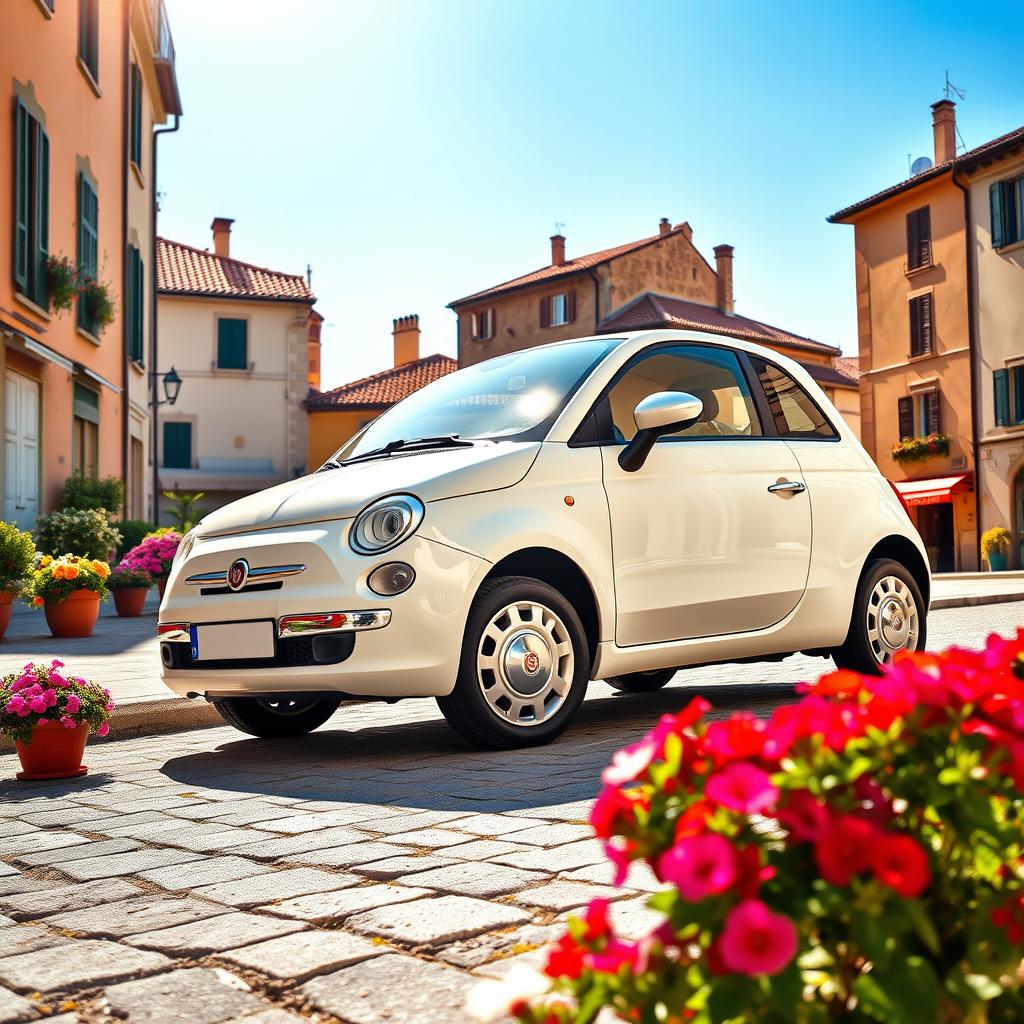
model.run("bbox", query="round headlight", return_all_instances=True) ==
[350,495,424,555]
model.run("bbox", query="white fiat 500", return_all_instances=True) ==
[159,329,929,748]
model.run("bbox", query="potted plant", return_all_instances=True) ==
[26,555,110,638]
[35,508,121,561]
[0,522,36,641]
[45,255,78,314]
[982,526,1012,572]
[119,530,181,597]
[109,564,152,617]
[1,660,113,780]
[78,276,117,336]
[890,432,951,464]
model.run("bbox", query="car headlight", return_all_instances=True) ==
[174,529,197,566]
[350,495,424,555]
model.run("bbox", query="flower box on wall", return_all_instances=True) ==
[890,433,951,464]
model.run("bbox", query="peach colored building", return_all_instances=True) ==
[448,220,860,436]
[0,0,181,528]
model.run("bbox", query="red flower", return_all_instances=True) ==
[991,894,1024,944]
[705,762,779,815]
[777,789,830,843]
[717,900,798,976]
[814,814,878,886]
[872,833,931,898]
[545,933,585,979]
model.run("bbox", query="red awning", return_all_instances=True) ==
[893,474,972,507]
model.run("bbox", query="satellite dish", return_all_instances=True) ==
[911,156,933,176]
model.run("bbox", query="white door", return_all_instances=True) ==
[596,343,812,647]
[4,372,40,531]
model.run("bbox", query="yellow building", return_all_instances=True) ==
[0,0,182,528]
[307,315,455,468]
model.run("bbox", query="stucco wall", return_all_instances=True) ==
[308,408,379,469]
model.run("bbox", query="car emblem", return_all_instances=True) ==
[523,651,541,675]
[227,559,250,592]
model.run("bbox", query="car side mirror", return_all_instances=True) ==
[618,391,704,472]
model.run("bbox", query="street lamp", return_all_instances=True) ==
[149,366,182,407]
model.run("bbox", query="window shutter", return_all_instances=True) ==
[13,101,30,294]
[920,293,933,354]
[566,289,577,324]
[926,390,941,435]
[898,396,914,441]
[485,308,494,339]
[32,126,49,308]
[130,64,142,167]
[909,297,921,356]
[1013,366,1024,426]
[991,182,1005,248]
[470,312,479,339]
[994,369,1010,427]
[539,296,551,328]
[906,210,918,269]
[163,422,192,470]
[217,318,248,369]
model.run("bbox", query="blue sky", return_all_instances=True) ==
[159,0,1024,390]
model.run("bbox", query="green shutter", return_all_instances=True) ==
[34,126,49,307]
[126,245,144,363]
[991,182,1004,248]
[130,64,142,167]
[217,318,248,370]
[994,369,1010,427]
[77,174,98,331]
[72,382,99,424]
[13,101,30,293]
[163,422,191,469]
[1013,366,1024,426]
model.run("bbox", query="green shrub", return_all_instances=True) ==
[57,473,124,515]
[162,491,207,533]
[36,509,121,560]
[0,521,37,592]
[117,519,155,558]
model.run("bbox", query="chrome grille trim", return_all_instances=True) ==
[184,563,306,586]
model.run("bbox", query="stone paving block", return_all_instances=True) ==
[126,912,306,955]
[222,1013,307,1024]
[86,810,170,832]
[0,924,71,957]
[139,855,274,891]
[154,827,279,853]
[563,860,664,892]
[205,804,305,827]
[441,922,564,970]
[394,860,547,899]
[0,878,142,921]
[227,827,365,862]
[291,841,411,868]
[0,877,48,898]
[17,806,97,828]
[347,894,529,947]
[607,895,667,939]
[0,822,38,840]
[264,884,433,923]
[506,801,596,820]
[512,880,623,911]
[193,867,360,908]
[104,967,264,1024]
[442,838,532,861]
[0,985,35,1024]
[58,847,204,881]
[502,822,594,846]
[0,938,170,993]
[491,839,605,872]
[0,831,90,858]
[46,894,227,938]
[0,867,17,880]
[245,809,379,834]
[217,928,383,980]
[395,828,473,849]
[15,837,141,867]
[302,953,474,1024]
[353,854,459,881]
[370,810,470,835]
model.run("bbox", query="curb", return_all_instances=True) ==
[930,591,1024,611]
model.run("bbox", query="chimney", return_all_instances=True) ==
[714,244,735,315]
[550,234,566,266]
[931,100,956,164]
[392,314,420,367]
[659,217,671,236]
[211,217,234,259]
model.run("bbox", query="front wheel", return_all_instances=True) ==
[832,558,926,674]
[605,668,676,693]
[437,576,591,749]
[214,694,342,738]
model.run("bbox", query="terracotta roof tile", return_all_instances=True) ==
[833,355,862,381]
[307,353,456,410]
[800,361,859,389]
[449,230,680,307]
[157,237,315,302]
[599,293,841,357]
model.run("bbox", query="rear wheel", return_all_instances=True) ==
[437,575,590,749]
[832,558,926,674]
[605,668,676,692]
[214,694,342,738]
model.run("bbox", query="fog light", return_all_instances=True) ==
[367,562,415,596]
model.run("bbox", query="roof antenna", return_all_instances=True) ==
[554,221,566,235]
[944,71,967,154]
[306,263,313,287]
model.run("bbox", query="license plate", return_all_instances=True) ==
[190,621,275,662]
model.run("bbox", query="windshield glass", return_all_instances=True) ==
[333,338,621,461]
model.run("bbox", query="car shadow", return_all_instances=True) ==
[158,681,797,814]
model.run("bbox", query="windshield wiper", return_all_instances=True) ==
[329,434,477,469]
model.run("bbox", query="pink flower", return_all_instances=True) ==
[777,790,830,843]
[658,832,736,901]
[96,722,110,737]
[718,900,798,976]
[28,695,48,714]
[5,695,25,714]
[42,688,57,708]
[104,701,115,712]
[603,735,660,786]
[50,659,64,668]
[60,716,76,729]
[705,762,779,815]
[65,694,80,715]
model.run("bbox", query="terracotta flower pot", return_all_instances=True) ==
[113,586,148,617]
[157,576,167,599]
[43,589,101,639]
[0,590,14,641]
[15,720,89,781]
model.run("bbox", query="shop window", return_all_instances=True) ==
[72,383,99,478]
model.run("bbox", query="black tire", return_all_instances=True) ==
[832,557,927,674]
[605,669,676,692]
[214,694,342,738]
[437,575,591,749]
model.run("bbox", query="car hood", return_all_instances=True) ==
[197,441,541,538]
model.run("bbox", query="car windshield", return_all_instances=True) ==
[332,338,621,461]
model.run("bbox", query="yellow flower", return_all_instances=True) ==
[64,565,79,580]
[39,555,52,567]
[91,561,110,579]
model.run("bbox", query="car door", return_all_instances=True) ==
[595,343,812,647]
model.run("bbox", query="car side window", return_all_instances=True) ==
[750,357,838,439]
[599,345,763,442]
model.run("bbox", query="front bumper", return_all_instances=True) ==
[158,520,487,700]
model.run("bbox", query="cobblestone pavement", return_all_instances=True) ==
[0,602,1020,1024]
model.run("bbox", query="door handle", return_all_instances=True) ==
[768,479,806,495]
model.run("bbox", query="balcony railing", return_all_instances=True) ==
[151,0,183,115]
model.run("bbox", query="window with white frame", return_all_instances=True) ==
[470,307,494,341]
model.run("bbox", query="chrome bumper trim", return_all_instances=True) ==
[184,563,306,586]
[278,610,392,638]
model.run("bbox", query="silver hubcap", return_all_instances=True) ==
[867,575,919,664]
[477,600,575,727]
